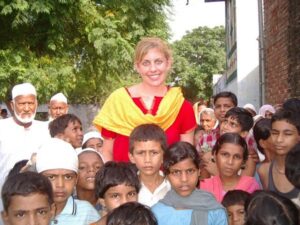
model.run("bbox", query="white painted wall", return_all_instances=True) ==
[213,0,260,111]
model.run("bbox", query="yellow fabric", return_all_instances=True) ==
[93,87,184,136]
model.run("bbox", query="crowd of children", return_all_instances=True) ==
[1,36,300,225]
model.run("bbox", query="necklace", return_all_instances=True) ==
[274,162,285,175]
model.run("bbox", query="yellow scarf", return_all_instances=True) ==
[93,87,184,136]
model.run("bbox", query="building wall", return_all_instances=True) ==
[264,0,300,104]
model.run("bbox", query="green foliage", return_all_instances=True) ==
[0,0,171,104]
[171,26,225,102]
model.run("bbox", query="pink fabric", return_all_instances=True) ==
[200,175,260,202]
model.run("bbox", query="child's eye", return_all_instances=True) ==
[186,168,196,175]
[234,155,242,160]
[37,209,48,215]
[170,170,181,176]
[15,211,25,218]
[79,166,86,171]
[128,191,137,197]
[238,209,245,215]
[64,174,74,180]
[111,193,120,199]
[47,175,55,180]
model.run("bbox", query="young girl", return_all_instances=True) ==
[200,133,260,202]
[151,142,227,225]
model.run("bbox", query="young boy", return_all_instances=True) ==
[36,138,100,224]
[49,114,83,148]
[151,142,227,225]
[219,107,257,176]
[213,91,237,123]
[1,172,55,225]
[258,109,300,201]
[92,161,140,225]
[76,148,104,209]
[129,124,171,207]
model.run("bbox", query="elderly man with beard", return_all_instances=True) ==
[0,83,50,217]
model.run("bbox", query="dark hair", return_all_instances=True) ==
[213,91,238,107]
[95,162,140,198]
[271,109,300,134]
[107,202,157,225]
[2,171,54,211]
[212,133,248,162]
[245,191,299,225]
[282,98,300,115]
[163,142,200,175]
[285,142,300,189]
[221,190,250,207]
[253,118,272,155]
[49,113,82,137]
[7,159,29,178]
[225,107,254,132]
[129,124,167,154]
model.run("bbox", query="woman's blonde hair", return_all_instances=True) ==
[134,37,173,64]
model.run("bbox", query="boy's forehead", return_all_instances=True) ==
[133,140,162,148]
[215,97,234,105]
[272,120,298,130]
[8,193,50,211]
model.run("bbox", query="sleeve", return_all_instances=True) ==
[101,127,117,139]
[208,208,228,225]
[86,203,101,223]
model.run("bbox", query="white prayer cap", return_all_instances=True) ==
[12,83,36,99]
[36,138,78,173]
[243,103,257,114]
[76,147,104,163]
[82,131,103,146]
[50,93,68,104]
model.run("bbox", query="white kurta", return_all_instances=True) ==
[0,118,50,213]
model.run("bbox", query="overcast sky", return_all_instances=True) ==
[168,0,225,42]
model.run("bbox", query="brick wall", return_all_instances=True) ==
[264,0,300,104]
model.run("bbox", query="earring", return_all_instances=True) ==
[241,164,246,170]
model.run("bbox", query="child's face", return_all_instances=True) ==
[63,121,83,148]
[85,138,103,153]
[214,97,235,122]
[215,143,244,178]
[227,204,246,225]
[100,183,138,212]
[167,158,200,197]
[2,193,54,225]
[42,169,77,205]
[220,117,246,137]
[271,120,300,156]
[77,152,104,191]
[129,140,163,177]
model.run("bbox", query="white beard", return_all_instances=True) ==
[15,111,36,124]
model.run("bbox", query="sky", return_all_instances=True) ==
[168,0,225,42]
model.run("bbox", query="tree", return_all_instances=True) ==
[170,26,225,102]
[0,0,171,105]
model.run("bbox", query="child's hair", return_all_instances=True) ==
[212,133,248,162]
[285,142,300,189]
[245,191,299,225]
[2,171,54,211]
[134,37,172,64]
[221,190,250,207]
[253,118,272,155]
[213,91,238,107]
[107,202,157,225]
[225,107,254,132]
[95,161,140,198]
[271,109,300,134]
[282,98,300,115]
[7,159,29,179]
[129,123,167,154]
[163,142,200,175]
[49,113,82,137]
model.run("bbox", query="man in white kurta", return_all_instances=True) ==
[0,83,50,224]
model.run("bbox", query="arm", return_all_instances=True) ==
[208,208,228,225]
[102,138,115,162]
[241,157,256,176]
[180,130,195,145]
[258,163,270,189]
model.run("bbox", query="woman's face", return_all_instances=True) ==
[135,48,171,88]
